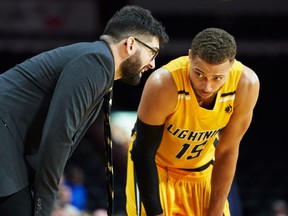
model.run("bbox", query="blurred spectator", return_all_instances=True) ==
[53,183,81,216]
[271,199,288,216]
[65,113,129,215]
[91,208,107,216]
[87,116,129,215]
[65,165,88,211]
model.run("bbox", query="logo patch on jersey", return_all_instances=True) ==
[225,104,233,113]
[178,90,191,100]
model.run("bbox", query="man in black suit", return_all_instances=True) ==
[0,5,169,216]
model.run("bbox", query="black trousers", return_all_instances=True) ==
[0,186,33,216]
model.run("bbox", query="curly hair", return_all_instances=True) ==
[191,28,236,64]
[102,5,169,48]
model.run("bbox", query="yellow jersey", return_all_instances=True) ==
[156,56,243,169]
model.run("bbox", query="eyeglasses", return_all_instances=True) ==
[134,37,159,61]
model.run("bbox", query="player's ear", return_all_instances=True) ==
[188,49,193,59]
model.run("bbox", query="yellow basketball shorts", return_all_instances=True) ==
[126,147,230,216]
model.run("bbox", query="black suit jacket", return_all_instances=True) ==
[0,40,114,215]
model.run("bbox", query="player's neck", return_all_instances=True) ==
[197,95,216,110]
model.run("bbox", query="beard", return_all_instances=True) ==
[119,50,144,85]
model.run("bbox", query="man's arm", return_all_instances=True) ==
[207,65,260,216]
[33,55,111,216]
[131,67,178,215]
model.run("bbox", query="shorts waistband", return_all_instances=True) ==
[179,159,214,172]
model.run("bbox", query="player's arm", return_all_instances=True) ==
[131,67,177,216]
[207,65,260,216]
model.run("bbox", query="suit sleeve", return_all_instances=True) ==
[131,118,164,216]
[33,53,112,216]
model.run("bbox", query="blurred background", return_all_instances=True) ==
[1,0,287,215]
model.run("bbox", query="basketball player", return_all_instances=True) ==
[126,27,260,216]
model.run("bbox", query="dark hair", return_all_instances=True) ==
[191,27,236,64]
[102,5,169,48]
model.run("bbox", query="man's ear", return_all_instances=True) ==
[126,37,136,55]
